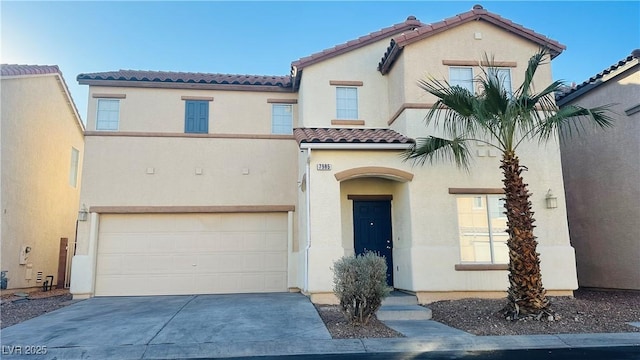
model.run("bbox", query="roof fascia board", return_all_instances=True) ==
[78,79,295,93]
[299,143,412,150]
[557,61,639,106]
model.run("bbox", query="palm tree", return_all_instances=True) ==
[405,49,614,319]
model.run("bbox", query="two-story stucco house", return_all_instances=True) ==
[71,5,578,303]
[1,64,85,291]
[556,50,640,291]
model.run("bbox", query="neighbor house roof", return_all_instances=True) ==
[556,49,640,106]
[378,4,566,74]
[77,70,293,92]
[294,128,414,145]
[1,64,85,131]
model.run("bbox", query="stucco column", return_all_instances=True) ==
[70,212,99,299]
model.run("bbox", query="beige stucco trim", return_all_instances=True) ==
[83,131,294,140]
[89,205,295,214]
[267,98,298,104]
[331,120,365,126]
[334,167,414,182]
[180,96,214,101]
[310,292,340,305]
[442,60,517,67]
[454,264,508,271]
[448,188,504,194]
[329,80,363,86]
[387,103,436,125]
[92,93,126,99]
[347,195,393,201]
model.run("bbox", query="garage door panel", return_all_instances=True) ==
[96,213,288,296]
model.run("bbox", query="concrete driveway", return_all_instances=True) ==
[1,293,337,359]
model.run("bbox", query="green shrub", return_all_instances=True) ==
[332,252,391,325]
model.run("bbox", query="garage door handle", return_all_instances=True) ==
[192,264,197,267]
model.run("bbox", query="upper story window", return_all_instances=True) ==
[272,104,293,135]
[488,68,512,96]
[184,100,209,134]
[96,99,120,130]
[456,194,508,264]
[336,87,358,120]
[449,67,474,93]
[69,147,80,188]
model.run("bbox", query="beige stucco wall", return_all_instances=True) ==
[397,21,553,108]
[304,145,576,296]
[297,38,393,128]
[86,86,298,134]
[559,64,640,290]
[1,75,84,289]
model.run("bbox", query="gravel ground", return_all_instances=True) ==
[317,289,640,338]
[1,289,73,329]
[315,305,404,339]
[429,288,640,336]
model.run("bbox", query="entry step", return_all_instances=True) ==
[376,305,432,321]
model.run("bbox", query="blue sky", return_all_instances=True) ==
[2,1,639,122]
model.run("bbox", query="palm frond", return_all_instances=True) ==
[517,49,548,97]
[403,136,472,170]
[537,104,616,142]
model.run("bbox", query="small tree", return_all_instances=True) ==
[332,252,391,325]
[404,50,614,319]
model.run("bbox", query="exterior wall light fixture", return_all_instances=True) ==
[78,204,89,221]
[545,189,558,209]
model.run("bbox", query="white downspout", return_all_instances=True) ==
[304,148,312,293]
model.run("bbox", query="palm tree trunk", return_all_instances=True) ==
[500,151,549,317]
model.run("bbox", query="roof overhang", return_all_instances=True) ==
[78,79,294,93]
[299,143,412,150]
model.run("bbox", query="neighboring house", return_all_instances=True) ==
[71,5,578,303]
[1,64,85,290]
[556,50,640,290]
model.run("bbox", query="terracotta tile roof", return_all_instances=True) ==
[378,5,566,74]
[291,16,424,71]
[294,128,414,145]
[77,70,292,88]
[556,49,640,104]
[1,64,61,77]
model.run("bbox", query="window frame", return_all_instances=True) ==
[95,99,120,131]
[335,86,358,120]
[69,147,80,188]
[449,67,474,93]
[455,194,508,264]
[271,104,293,135]
[488,67,513,96]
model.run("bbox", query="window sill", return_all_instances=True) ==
[455,264,508,271]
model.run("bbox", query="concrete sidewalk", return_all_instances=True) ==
[1,293,638,359]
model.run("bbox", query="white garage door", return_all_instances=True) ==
[95,213,288,296]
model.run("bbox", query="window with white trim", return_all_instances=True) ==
[456,195,508,264]
[96,99,120,130]
[272,104,293,134]
[336,87,358,119]
[449,67,474,93]
[69,147,80,187]
[488,68,512,96]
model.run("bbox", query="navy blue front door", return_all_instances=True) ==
[353,200,393,286]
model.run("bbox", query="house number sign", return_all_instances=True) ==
[317,163,332,171]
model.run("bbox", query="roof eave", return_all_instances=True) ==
[78,79,295,93]
[299,143,413,150]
